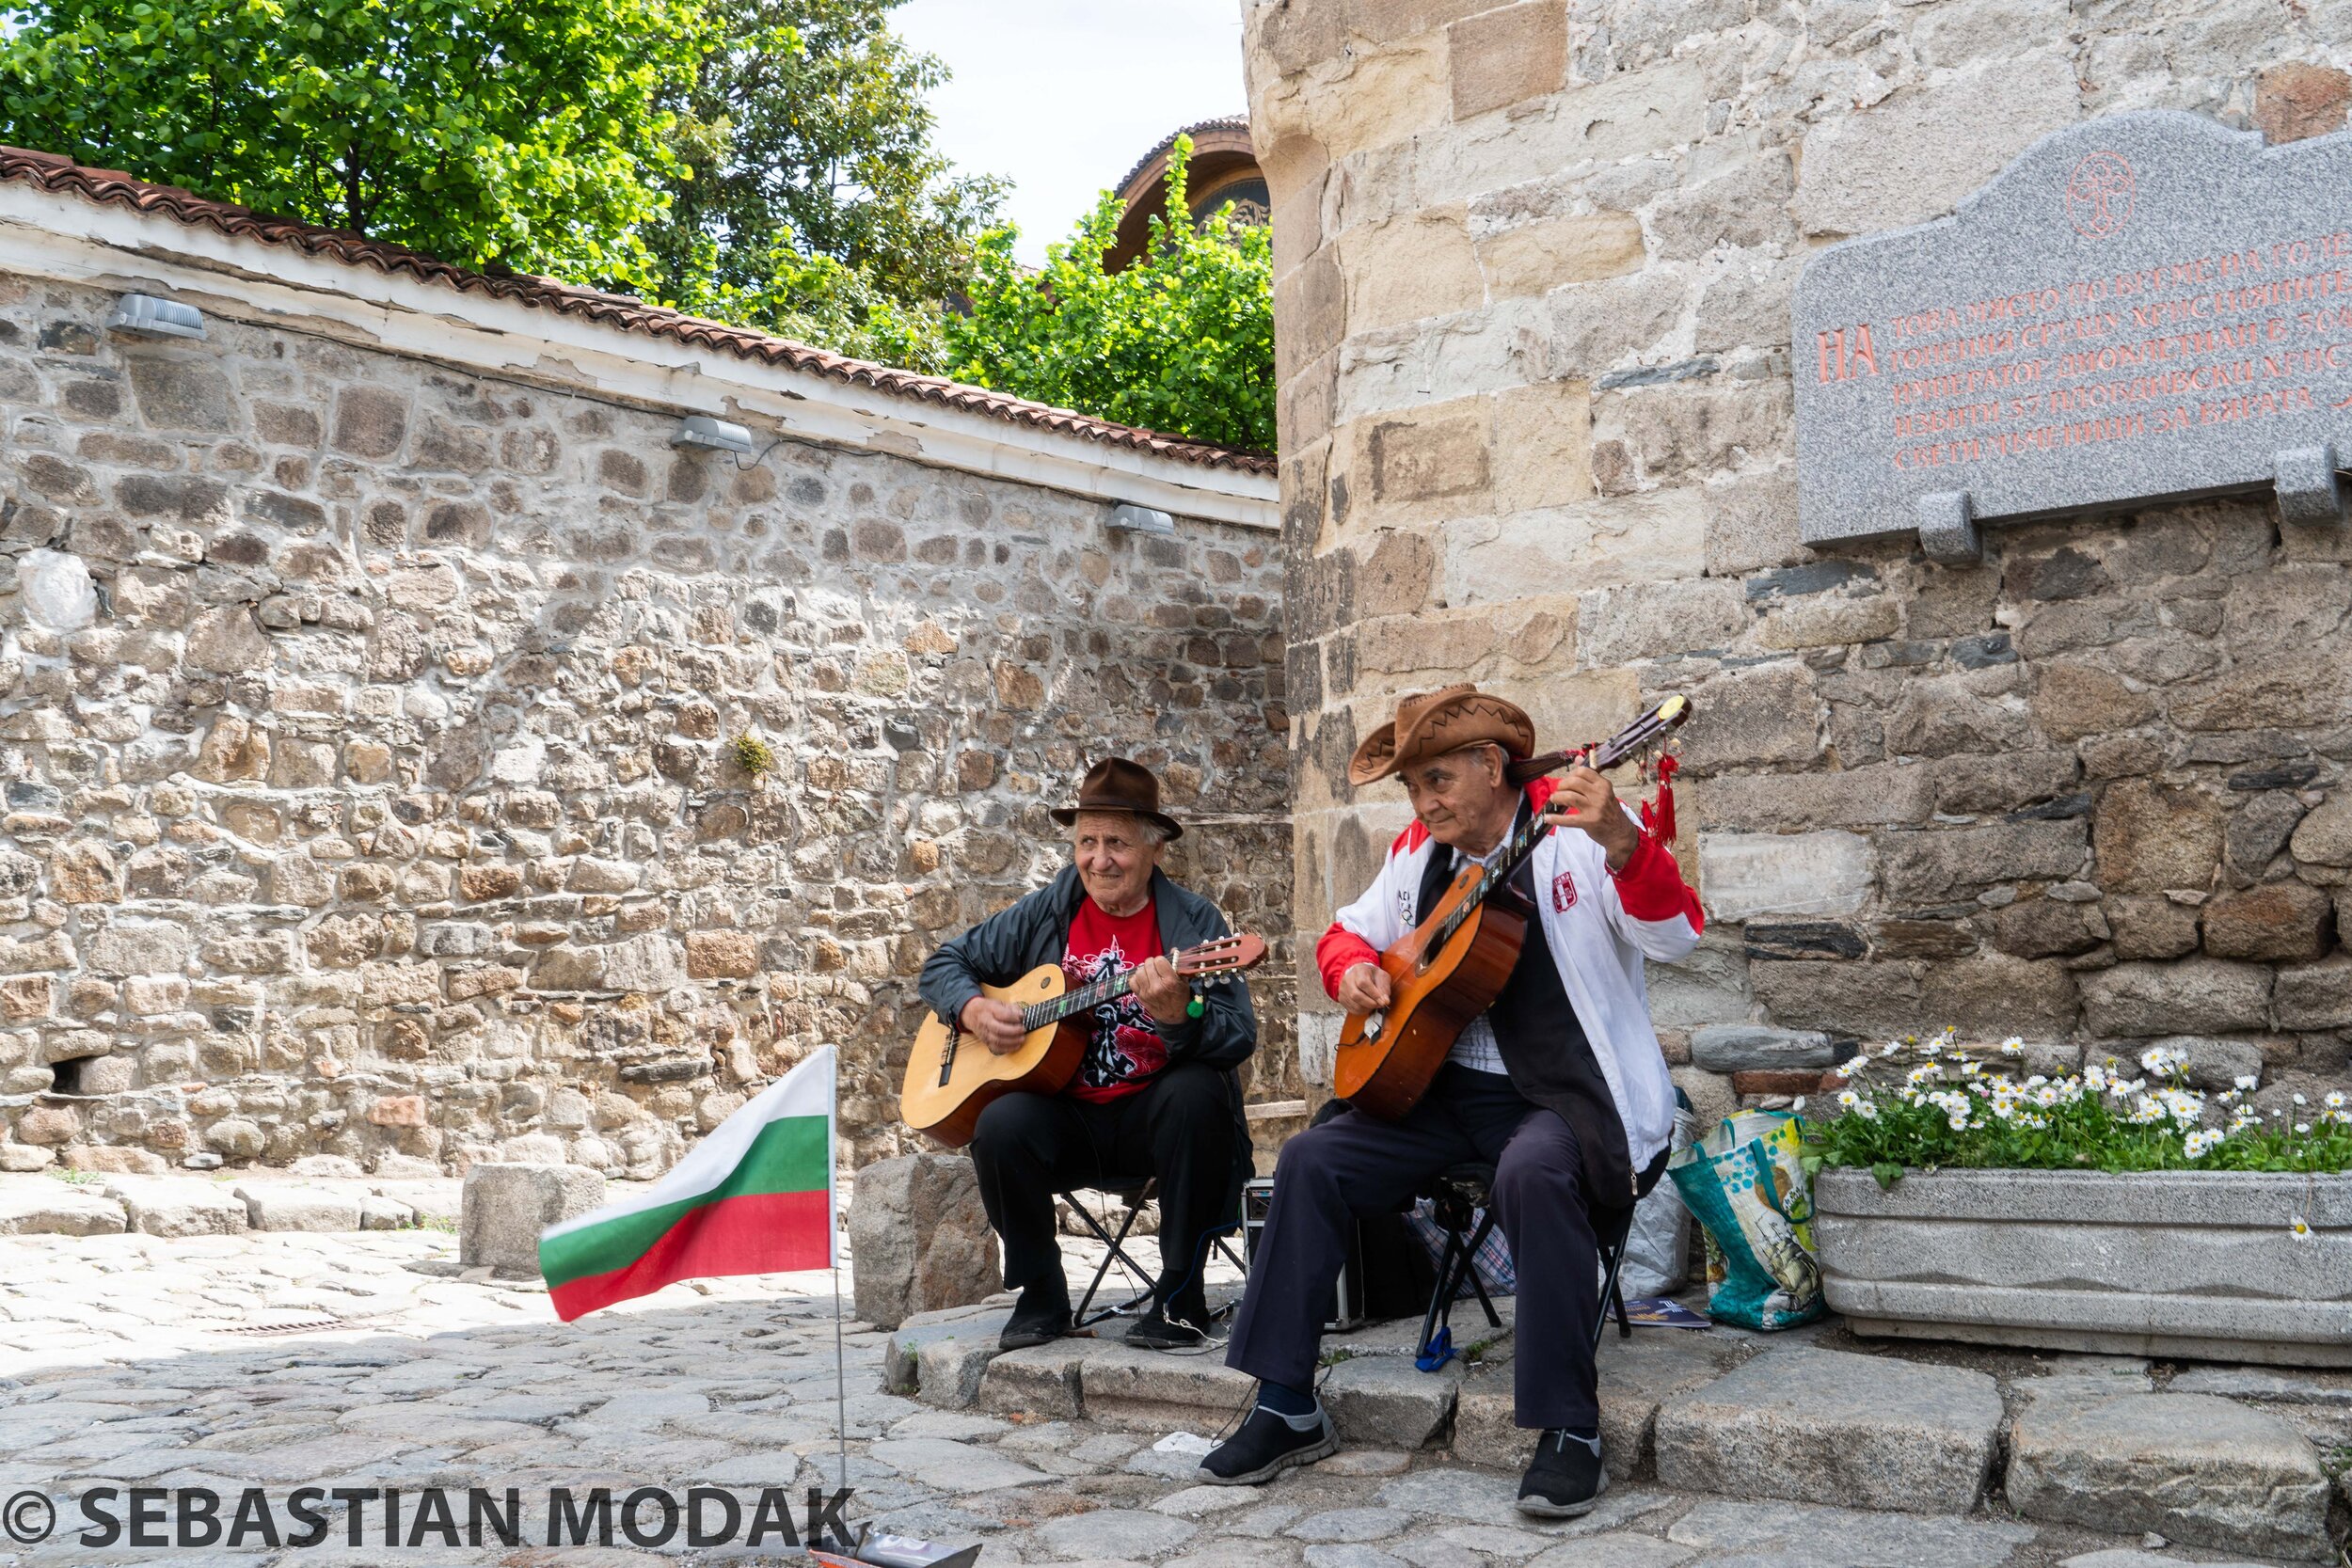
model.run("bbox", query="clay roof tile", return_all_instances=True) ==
[0,145,1275,477]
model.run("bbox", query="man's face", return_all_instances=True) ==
[1072,811,1160,914]
[1401,745,1518,853]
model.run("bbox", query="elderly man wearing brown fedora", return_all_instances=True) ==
[918,758,1258,1353]
[1201,686,1702,1515]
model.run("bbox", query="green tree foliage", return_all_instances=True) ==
[0,0,711,288]
[644,0,1004,338]
[943,139,1275,452]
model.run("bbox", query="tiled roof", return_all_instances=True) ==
[1117,115,1255,198]
[0,145,1275,477]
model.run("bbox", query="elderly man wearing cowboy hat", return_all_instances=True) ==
[1200,686,1702,1514]
[918,757,1257,1353]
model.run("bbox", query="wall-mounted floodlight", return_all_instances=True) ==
[672,415,754,455]
[1107,503,1175,535]
[108,293,206,340]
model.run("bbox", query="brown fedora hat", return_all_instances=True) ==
[1347,684,1535,788]
[1049,756,1184,841]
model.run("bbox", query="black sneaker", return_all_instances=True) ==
[1124,1307,1207,1351]
[1518,1428,1607,1517]
[998,1284,1072,1351]
[1198,1405,1338,1486]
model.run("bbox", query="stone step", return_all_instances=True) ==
[2008,1388,2332,1560]
[1655,1344,2005,1514]
[1453,1324,1756,1479]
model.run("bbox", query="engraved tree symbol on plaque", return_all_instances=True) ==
[2064,151,2136,238]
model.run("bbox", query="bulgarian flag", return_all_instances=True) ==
[540,1046,836,1322]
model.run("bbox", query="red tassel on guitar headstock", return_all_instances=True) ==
[1638,752,1679,846]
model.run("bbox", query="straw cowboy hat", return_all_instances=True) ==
[1048,756,1184,841]
[1347,684,1536,788]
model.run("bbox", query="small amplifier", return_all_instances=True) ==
[1241,1176,1366,1332]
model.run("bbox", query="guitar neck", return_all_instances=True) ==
[1021,964,1141,1032]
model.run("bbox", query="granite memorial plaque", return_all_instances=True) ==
[1792,111,2352,560]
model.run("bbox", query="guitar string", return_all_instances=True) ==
[1013,938,1244,1032]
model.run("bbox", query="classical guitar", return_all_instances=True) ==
[1334,695,1692,1120]
[900,932,1269,1148]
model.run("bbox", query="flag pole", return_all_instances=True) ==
[831,1052,849,1496]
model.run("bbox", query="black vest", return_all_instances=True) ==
[1414,811,1635,1203]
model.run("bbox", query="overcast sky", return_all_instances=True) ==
[893,0,1249,266]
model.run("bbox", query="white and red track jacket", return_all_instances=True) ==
[1314,778,1705,1175]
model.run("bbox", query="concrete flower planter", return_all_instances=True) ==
[1814,1167,2352,1367]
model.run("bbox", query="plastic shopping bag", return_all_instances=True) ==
[1667,1108,1823,1331]
[1618,1104,1698,1298]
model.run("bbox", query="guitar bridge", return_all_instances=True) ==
[936,1032,959,1088]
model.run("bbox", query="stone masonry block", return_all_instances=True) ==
[2078,959,2274,1038]
[1655,1345,2002,1513]
[1447,1,1566,120]
[847,1151,1000,1331]
[1324,1354,1458,1449]
[104,1178,250,1239]
[235,1183,363,1233]
[2007,1390,2331,1559]
[459,1163,605,1277]
[0,1185,127,1235]
[1476,212,1645,300]
[1794,53,2078,236]
[1691,1026,1836,1073]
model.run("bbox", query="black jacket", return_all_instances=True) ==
[918,865,1258,1195]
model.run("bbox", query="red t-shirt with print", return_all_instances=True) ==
[1061,898,1167,1103]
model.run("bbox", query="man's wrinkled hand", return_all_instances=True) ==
[1131,956,1191,1024]
[1541,764,1640,868]
[1337,961,1392,1014]
[960,996,1030,1054]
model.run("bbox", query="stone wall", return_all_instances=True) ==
[0,251,1292,1177]
[1245,0,2352,1117]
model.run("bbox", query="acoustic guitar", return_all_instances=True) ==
[900,932,1268,1148]
[1333,695,1692,1120]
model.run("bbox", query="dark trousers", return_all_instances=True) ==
[1226,1065,1603,1430]
[969,1061,1236,1308]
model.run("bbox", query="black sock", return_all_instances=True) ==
[1256,1380,1317,1419]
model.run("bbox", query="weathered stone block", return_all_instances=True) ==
[2291,793,2352,866]
[2229,791,2309,873]
[236,1183,363,1232]
[2094,779,2225,894]
[1323,1354,1458,1448]
[1690,1025,1836,1074]
[1696,832,1873,923]
[2278,955,2352,1030]
[2201,881,2332,961]
[2256,61,2352,145]
[2079,959,2273,1038]
[977,1338,1092,1418]
[1878,820,2089,905]
[105,1178,249,1238]
[0,1185,128,1235]
[2007,1391,2330,1559]
[846,1151,1001,1330]
[2105,895,2201,961]
[1793,53,2079,236]
[1990,896,2110,958]
[1655,1346,2001,1513]
[1446,0,1565,119]
[1476,213,1644,300]
[458,1163,605,1278]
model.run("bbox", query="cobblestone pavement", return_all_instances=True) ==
[0,1221,2315,1568]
